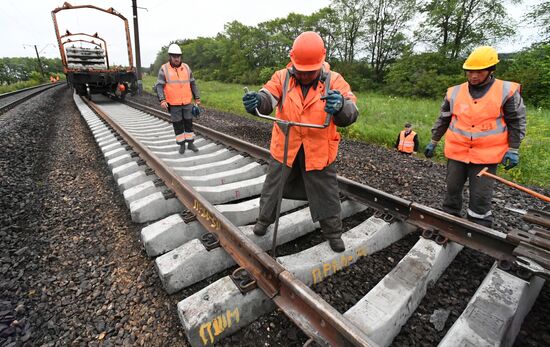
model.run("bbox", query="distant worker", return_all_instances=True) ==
[242,31,359,252]
[55,75,60,82]
[424,46,526,227]
[49,75,56,83]
[395,123,418,154]
[155,43,201,154]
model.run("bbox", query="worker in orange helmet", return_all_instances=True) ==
[425,46,526,227]
[242,31,359,252]
[155,43,201,154]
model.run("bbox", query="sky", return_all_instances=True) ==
[0,0,543,67]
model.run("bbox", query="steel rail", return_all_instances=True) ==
[123,99,271,160]
[0,82,60,99]
[0,82,63,114]
[82,96,377,347]
[121,99,550,277]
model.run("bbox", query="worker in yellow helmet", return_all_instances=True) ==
[424,46,526,227]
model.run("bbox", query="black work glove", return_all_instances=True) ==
[501,149,519,170]
[243,92,261,113]
[191,105,202,117]
[321,90,344,114]
[424,142,437,158]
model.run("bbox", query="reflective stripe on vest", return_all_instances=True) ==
[444,79,519,164]
[175,133,186,144]
[398,130,416,153]
[175,132,195,144]
[162,62,192,105]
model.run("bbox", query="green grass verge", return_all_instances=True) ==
[143,74,550,187]
[0,80,45,94]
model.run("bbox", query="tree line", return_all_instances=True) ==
[150,0,550,107]
[0,57,63,85]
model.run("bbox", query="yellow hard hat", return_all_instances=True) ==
[463,46,499,70]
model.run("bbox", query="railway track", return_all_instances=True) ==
[0,82,63,115]
[73,92,549,346]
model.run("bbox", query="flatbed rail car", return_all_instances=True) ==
[51,2,137,98]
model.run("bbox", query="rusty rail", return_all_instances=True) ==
[82,96,377,347]
[0,82,63,114]
[120,99,550,279]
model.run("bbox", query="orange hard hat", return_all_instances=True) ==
[289,31,326,71]
[118,84,126,92]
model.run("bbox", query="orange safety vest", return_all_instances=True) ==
[398,130,416,153]
[162,62,193,105]
[263,64,357,171]
[444,79,519,164]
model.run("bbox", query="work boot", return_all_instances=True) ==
[328,237,345,253]
[178,144,186,154]
[320,215,345,253]
[467,214,493,228]
[253,220,270,236]
[187,141,199,152]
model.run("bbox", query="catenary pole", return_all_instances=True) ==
[132,0,143,94]
[34,45,45,78]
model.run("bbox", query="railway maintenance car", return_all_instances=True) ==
[51,2,137,99]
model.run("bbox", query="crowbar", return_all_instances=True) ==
[477,167,550,203]
[244,87,333,258]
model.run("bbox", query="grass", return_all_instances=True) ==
[0,80,46,94]
[143,74,550,187]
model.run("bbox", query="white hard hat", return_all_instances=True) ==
[167,44,182,55]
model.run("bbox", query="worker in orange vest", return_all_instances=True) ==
[424,46,526,227]
[395,123,418,154]
[155,43,201,154]
[242,32,359,252]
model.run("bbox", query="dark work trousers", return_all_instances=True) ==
[443,159,497,227]
[257,146,343,240]
[169,105,194,145]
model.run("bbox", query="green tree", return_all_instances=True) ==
[502,43,550,107]
[0,57,62,85]
[328,0,370,62]
[524,1,550,43]
[416,0,515,58]
[385,52,463,98]
[365,0,417,81]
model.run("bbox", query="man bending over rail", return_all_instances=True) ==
[242,32,359,252]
